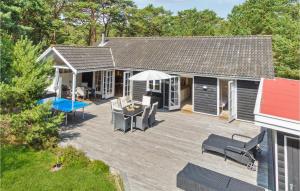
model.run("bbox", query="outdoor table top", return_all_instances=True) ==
[122,104,144,117]
[38,97,89,113]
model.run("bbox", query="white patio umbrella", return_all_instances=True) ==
[129,70,172,110]
[129,70,171,81]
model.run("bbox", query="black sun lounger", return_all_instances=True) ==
[177,163,265,191]
[202,131,265,170]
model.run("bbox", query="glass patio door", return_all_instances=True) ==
[102,70,114,99]
[169,76,180,110]
[123,71,133,97]
[228,80,236,122]
[94,71,102,97]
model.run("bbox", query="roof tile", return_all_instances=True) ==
[104,36,274,79]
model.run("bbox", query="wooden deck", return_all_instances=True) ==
[60,100,271,191]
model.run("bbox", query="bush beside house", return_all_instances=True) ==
[0,36,120,190]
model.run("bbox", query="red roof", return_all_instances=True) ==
[260,78,300,121]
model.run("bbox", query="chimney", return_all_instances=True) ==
[99,33,105,46]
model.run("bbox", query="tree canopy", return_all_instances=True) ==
[0,36,63,148]
[1,0,299,79]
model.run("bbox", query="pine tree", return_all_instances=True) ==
[0,37,63,148]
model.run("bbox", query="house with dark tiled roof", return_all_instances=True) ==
[38,35,274,122]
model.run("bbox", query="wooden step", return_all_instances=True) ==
[181,104,193,113]
[219,110,229,120]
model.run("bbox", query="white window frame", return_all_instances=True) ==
[284,135,300,191]
[147,80,161,93]
[123,71,133,97]
[169,76,181,110]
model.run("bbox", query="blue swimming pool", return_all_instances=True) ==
[38,97,89,113]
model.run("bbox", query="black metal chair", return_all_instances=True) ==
[202,131,265,170]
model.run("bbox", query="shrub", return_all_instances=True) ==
[0,37,63,149]
[53,146,90,168]
[2,103,64,149]
[89,160,110,175]
[52,146,110,174]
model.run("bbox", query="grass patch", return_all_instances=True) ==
[0,145,118,191]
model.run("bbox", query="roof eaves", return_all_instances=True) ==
[36,46,53,62]
[114,66,262,81]
[109,48,116,67]
[52,47,77,74]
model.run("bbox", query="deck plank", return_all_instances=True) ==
[60,101,270,191]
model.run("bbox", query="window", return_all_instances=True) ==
[147,80,161,92]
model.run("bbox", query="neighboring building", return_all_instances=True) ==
[255,78,300,191]
[38,36,274,122]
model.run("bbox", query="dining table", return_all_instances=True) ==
[122,103,144,132]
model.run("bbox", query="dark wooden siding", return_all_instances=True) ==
[276,132,300,191]
[193,77,217,115]
[277,132,286,191]
[237,80,259,121]
[267,129,276,191]
[132,71,146,101]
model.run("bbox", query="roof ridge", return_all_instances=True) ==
[106,35,272,40]
[52,44,110,48]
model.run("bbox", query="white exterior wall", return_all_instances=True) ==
[60,72,82,88]
[60,72,73,87]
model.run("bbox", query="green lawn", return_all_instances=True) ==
[0,145,118,191]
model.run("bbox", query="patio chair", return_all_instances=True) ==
[76,87,87,99]
[142,95,151,107]
[113,111,131,133]
[177,163,265,191]
[120,96,130,108]
[110,99,122,124]
[134,106,151,131]
[148,102,158,127]
[202,131,265,170]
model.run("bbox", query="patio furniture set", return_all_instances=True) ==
[111,95,158,133]
[177,131,266,191]
[76,86,94,99]
[61,84,95,100]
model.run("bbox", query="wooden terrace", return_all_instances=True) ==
[60,100,272,191]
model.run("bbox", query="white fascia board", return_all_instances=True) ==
[254,78,264,114]
[36,47,52,62]
[52,47,77,74]
[255,114,300,136]
[53,65,70,69]
[109,48,116,67]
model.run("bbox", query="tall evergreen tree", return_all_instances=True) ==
[227,0,300,79]
[0,37,63,148]
[168,9,223,36]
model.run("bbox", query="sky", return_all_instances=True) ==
[134,0,245,18]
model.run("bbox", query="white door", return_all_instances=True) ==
[102,70,114,99]
[169,76,180,110]
[123,71,133,97]
[228,80,236,122]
